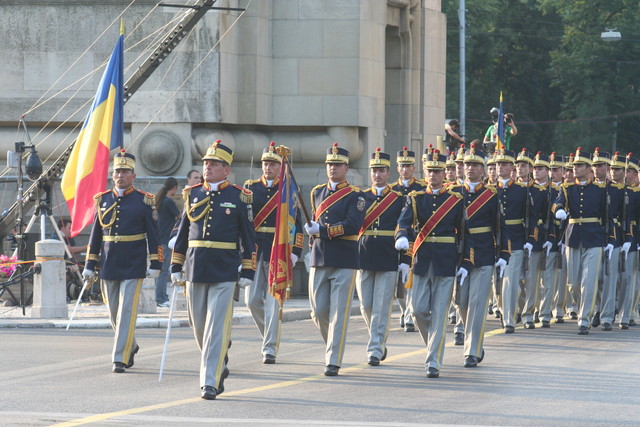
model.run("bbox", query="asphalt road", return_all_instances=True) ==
[0,314,639,426]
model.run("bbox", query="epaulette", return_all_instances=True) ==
[593,181,606,188]
[93,190,111,206]
[244,178,261,187]
[610,182,625,189]
[513,181,527,188]
[311,183,325,193]
[533,183,548,190]
[561,181,575,188]
[349,185,361,192]
[447,188,463,199]
[484,184,498,194]
[233,184,253,204]
[137,190,155,206]
[415,179,428,187]
[629,186,640,192]
[408,190,425,197]
[389,188,403,196]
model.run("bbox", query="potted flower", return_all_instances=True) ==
[0,254,17,279]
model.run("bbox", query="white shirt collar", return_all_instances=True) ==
[209,180,226,191]
[374,186,386,196]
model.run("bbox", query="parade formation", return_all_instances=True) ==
[83,139,640,399]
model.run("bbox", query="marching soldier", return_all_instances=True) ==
[531,152,556,327]
[553,148,614,335]
[549,153,568,323]
[495,149,537,333]
[562,153,580,320]
[515,149,544,329]
[592,149,624,331]
[244,142,304,364]
[304,142,366,376]
[83,150,163,373]
[395,148,472,377]
[392,146,426,332]
[170,140,256,399]
[611,153,640,329]
[356,148,404,366]
[457,145,510,366]
[445,151,458,184]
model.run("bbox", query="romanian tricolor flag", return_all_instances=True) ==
[61,27,124,237]
[496,91,505,151]
[268,157,300,305]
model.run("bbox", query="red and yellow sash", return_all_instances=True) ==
[314,186,353,221]
[358,191,399,237]
[253,191,280,229]
[412,194,461,254]
[466,187,494,219]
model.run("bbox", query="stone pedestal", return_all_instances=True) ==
[138,278,157,314]
[31,240,67,319]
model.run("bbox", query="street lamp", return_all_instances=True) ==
[600,29,621,153]
[601,28,621,42]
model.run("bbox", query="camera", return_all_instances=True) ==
[505,113,514,124]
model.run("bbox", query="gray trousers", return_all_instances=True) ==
[538,252,558,322]
[521,252,542,323]
[566,246,602,328]
[102,279,142,364]
[309,267,357,367]
[501,249,524,328]
[410,267,454,370]
[565,247,582,314]
[596,247,620,324]
[618,252,638,324]
[245,260,281,357]
[398,279,414,325]
[456,265,493,358]
[186,281,234,389]
[553,249,568,317]
[356,270,396,359]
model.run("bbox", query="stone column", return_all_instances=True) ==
[31,239,68,319]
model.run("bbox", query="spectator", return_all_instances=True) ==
[186,169,203,187]
[444,119,465,153]
[52,219,84,257]
[483,109,518,152]
[155,177,180,307]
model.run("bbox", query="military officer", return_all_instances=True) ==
[495,148,537,333]
[531,152,556,327]
[392,146,426,332]
[356,148,404,366]
[170,140,256,399]
[515,149,544,329]
[591,149,624,331]
[619,155,640,328]
[396,148,472,377]
[304,142,366,376]
[553,148,614,335]
[455,145,510,366]
[549,153,568,323]
[83,150,162,373]
[444,151,458,184]
[243,142,304,364]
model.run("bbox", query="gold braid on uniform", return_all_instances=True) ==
[408,190,422,230]
[183,187,211,222]
[143,192,155,206]
[94,193,118,229]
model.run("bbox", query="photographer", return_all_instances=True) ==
[444,119,466,153]
[483,108,518,151]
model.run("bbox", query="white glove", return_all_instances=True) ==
[82,268,96,280]
[456,267,468,285]
[171,272,183,285]
[290,253,299,266]
[238,277,252,288]
[555,209,567,220]
[495,258,507,278]
[395,237,409,251]
[168,236,177,250]
[398,263,410,283]
[622,242,631,258]
[146,268,161,279]
[542,241,553,257]
[604,243,614,260]
[304,221,320,235]
[523,242,533,256]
